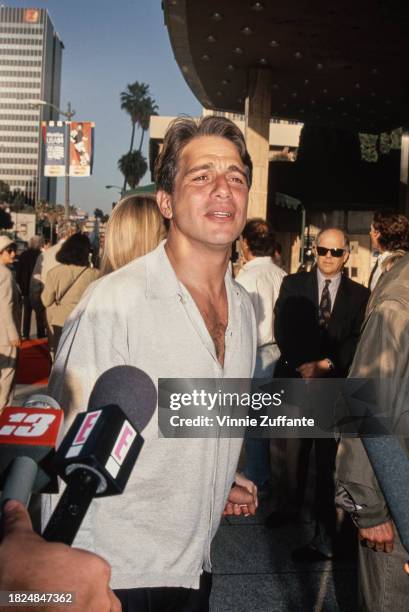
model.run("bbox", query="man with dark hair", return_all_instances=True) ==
[336,251,409,611]
[267,228,370,563]
[49,116,257,611]
[368,210,409,291]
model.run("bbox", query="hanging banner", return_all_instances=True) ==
[42,121,66,177]
[69,121,94,177]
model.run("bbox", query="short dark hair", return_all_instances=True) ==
[242,218,276,257]
[154,115,253,193]
[56,233,91,266]
[373,210,409,251]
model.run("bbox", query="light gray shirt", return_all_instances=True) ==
[47,242,256,590]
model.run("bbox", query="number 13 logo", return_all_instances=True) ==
[0,412,56,437]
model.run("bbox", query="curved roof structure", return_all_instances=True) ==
[163,0,409,132]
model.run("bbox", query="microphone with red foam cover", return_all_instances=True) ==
[42,365,156,545]
[0,396,64,513]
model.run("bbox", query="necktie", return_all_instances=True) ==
[319,279,331,328]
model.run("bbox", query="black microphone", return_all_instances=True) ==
[42,366,156,545]
[0,395,64,515]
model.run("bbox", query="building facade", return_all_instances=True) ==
[0,6,63,204]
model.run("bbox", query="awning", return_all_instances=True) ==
[275,192,302,210]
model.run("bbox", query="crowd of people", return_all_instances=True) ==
[1,116,409,611]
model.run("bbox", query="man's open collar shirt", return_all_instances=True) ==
[48,241,257,590]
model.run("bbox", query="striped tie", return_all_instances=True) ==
[319,279,332,328]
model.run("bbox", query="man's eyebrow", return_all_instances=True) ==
[184,163,213,177]
[184,163,248,180]
[227,164,248,179]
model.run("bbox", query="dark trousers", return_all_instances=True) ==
[114,572,212,612]
[29,296,46,338]
[287,437,337,554]
[22,295,33,339]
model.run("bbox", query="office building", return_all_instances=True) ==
[0,6,63,203]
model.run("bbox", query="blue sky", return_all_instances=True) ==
[8,0,202,213]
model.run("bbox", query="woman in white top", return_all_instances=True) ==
[236,218,286,490]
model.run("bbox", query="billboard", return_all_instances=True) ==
[69,121,94,177]
[42,121,66,177]
[24,9,40,23]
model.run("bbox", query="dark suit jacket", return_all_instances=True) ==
[274,269,370,378]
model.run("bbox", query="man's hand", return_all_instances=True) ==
[0,500,121,612]
[10,338,21,348]
[223,479,257,518]
[297,359,331,378]
[234,472,258,508]
[358,520,394,553]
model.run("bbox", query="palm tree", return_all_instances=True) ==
[138,96,158,152]
[120,82,158,152]
[120,81,158,191]
[118,150,148,189]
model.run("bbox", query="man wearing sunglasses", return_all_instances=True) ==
[269,228,370,562]
[0,235,21,410]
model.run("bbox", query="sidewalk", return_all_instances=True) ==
[210,500,357,612]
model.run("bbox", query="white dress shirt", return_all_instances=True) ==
[370,250,392,291]
[236,256,286,347]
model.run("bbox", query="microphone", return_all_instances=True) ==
[0,396,64,513]
[42,366,156,545]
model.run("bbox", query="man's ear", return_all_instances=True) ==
[156,190,173,219]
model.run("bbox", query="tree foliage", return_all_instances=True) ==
[93,208,104,220]
[120,81,158,152]
[0,180,11,203]
[118,150,148,189]
[0,207,13,230]
[119,81,158,191]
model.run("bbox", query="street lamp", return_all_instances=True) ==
[105,185,123,195]
[31,99,75,219]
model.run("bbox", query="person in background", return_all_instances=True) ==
[42,238,52,251]
[368,210,409,291]
[0,236,21,410]
[100,194,167,275]
[16,235,43,340]
[30,221,79,338]
[336,250,409,611]
[268,228,370,564]
[236,218,286,494]
[41,233,99,357]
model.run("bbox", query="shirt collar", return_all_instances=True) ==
[145,240,239,302]
[317,268,342,285]
[241,256,272,271]
[377,250,392,263]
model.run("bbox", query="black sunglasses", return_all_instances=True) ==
[316,246,345,258]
